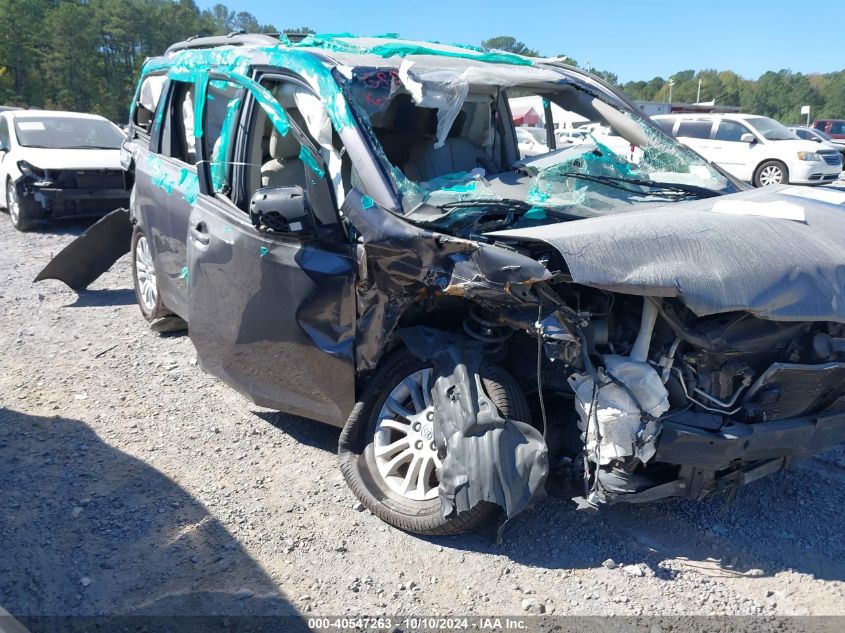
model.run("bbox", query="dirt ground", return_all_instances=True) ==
[1,208,844,627]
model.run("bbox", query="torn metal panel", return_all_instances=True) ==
[488,186,845,323]
[34,209,132,290]
[342,190,550,371]
[399,326,548,524]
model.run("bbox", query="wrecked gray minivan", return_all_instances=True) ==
[39,33,845,536]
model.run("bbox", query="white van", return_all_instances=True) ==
[653,113,841,187]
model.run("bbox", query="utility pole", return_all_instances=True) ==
[667,79,674,105]
[696,78,702,103]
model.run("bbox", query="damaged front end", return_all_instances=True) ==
[340,183,845,530]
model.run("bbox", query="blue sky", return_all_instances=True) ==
[196,0,845,82]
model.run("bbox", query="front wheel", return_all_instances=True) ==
[7,179,35,231]
[339,347,530,535]
[754,160,788,187]
[131,226,168,321]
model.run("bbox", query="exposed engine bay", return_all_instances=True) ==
[391,249,845,518]
[342,182,845,524]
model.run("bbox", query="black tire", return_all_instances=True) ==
[339,347,531,536]
[7,179,35,232]
[131,225,169,321]
[753,160,788,187]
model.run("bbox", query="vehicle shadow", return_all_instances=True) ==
[425,451,845,582]
[0,408,309,630]
[30,219,96,237]
[254,410,340,454]
[64,288,136,308]
[253,407,845,582]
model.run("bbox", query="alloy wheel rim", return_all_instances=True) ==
[373,368,442,502]
[7,185,20,225]
[760,165,783,186]
[135,236,158,311]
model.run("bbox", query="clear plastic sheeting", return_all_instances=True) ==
[396,59,563,149]
[138,75,166,113]
[398,60,468,149]
[393,169,500,210]
[569,355,670,466]
[292,89,345,201]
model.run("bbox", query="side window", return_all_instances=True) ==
[831,122,845,135]
[676,120,713,140]
[655,118,676,136]
[240,78,346,226]
[160,81,196,164]
[714,120,748,142]
[202,79,246,194]
[133,74,166,134]
[0,118,9,149]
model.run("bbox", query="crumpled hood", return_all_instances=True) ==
[15,147,123,171]
[488,185,845,323]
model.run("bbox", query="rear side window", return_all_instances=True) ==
[655,118,676,136]
[714,120,748,142]
[676,120,712,139]
[133,74,166,134]
[160,81,196,164]
[202,79,246,193]
[0,117,10,149]
[831,122,845,135]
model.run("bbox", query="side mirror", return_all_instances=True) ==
[249,185,313,236]
[740,133,756,144]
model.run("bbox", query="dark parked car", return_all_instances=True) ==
[39,34,845,536]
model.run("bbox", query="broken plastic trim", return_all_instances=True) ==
[33,209,132,290]
[399,326,548,537]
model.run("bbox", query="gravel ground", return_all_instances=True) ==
[1,206,845,623]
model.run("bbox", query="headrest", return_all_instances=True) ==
[269,128,300,160]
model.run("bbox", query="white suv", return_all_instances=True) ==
[653,113,842,187]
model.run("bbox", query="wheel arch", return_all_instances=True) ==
[753,158,789,185]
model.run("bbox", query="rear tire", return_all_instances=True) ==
[131,226,168,321]
[339,347,531,535]
[7,179,35,232]
[754,160,788,187]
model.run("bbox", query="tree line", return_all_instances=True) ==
[0,3,842,125]
[482,36,845,123]
[0,0,311,121]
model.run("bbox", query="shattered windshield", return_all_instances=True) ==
[13,117,125,149]
[345,65,735,232]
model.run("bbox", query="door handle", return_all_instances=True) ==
[190,221,210,246]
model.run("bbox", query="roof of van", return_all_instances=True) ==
[147,33,584,84]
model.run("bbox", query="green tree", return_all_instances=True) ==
[42,1,103,112]
[481,36,539,57]
[0,0,52,105]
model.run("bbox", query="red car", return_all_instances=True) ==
[812,119,845,139]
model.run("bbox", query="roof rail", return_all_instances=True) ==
[165,32,280,55]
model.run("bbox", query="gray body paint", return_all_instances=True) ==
[489,186,845,323]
